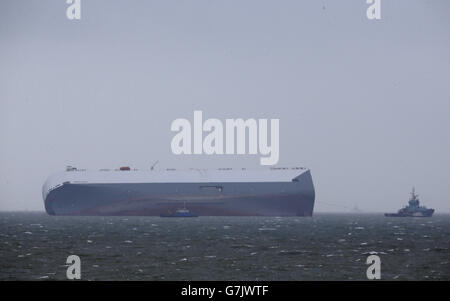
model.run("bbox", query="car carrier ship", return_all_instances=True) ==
[42,166,315,216]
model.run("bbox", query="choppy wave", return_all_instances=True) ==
[0,212,449,280]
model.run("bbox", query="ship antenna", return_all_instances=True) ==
[411,186,418,199]
[151,160,159,170]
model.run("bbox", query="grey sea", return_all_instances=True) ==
[0,212,449,281]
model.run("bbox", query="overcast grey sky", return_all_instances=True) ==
[1,0,449,212]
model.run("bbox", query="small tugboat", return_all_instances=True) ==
[160,203,198,218]
[385,187,434,217]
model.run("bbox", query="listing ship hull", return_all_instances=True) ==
[43,168,315,216]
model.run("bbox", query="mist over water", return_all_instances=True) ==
[1,1,450,213]
[0,212,448,280]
